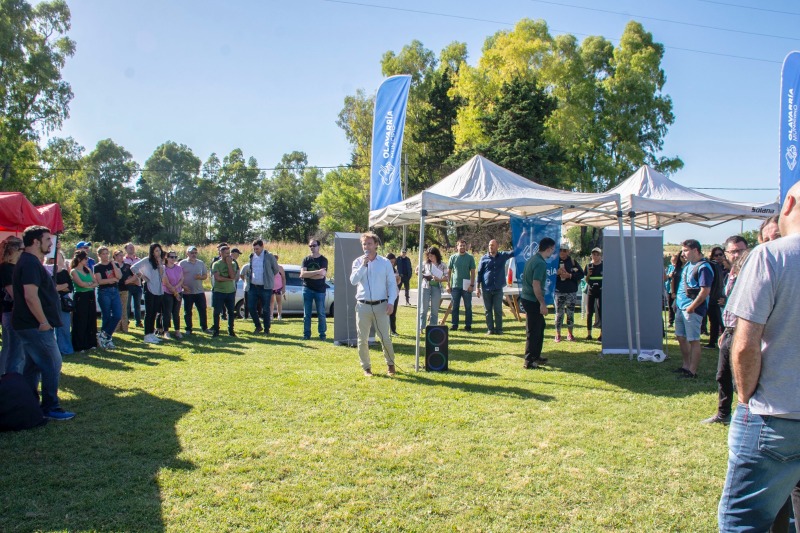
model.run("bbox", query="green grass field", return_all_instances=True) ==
[0,306,728,532]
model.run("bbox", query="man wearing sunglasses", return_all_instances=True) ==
[300,239,328,341]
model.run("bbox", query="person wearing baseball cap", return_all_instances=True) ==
[584,247,603,340]
[76,241,95,270]
[553,242,582,342]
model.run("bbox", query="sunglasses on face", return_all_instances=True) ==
[167,255,177,259]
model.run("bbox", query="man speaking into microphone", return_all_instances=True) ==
[349,232,398,377]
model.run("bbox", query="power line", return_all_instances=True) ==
[697,0,800,17]
[14,163,374,174]
[320,0,782,64]
[527,0,800,42]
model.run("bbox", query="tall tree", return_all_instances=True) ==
[79,139,136,243]
[450,18,681,192]
[480,76,561,186]
[264,151,322,242]
[141,141,201,243]
[185,153,223,243]
[0,0,75,185]
[35,136,85,229]
[317,166,369,233]
[214,149,263,243]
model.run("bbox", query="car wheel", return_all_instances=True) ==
[235,300,246,319]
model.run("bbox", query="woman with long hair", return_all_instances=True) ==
[50,251,74,356]
[0,236,24,374]
[417,247,449,331]
[161,250,184,339]
[132,243,165,344]
[665,252,684,328]
[70,250,99,352]
[94,246,123,349]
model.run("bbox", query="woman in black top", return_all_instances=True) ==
[0,236,24,374]
[50,251,74,356]
[113,250,134,333]
[666,252,684,328]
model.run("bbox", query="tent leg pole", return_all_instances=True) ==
[616,204,634,360]
[630,215,642,358]
[415,211,426,372]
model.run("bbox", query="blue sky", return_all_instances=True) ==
[51,0,799,245]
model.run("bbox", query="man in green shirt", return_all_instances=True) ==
[521,237,556,369]
[447,239,476,332]
[211,245,239,337]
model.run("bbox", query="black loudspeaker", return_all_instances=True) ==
[425,325,449,371]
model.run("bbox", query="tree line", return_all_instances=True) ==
[1,1,681,251]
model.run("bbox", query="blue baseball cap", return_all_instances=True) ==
[76,241,92,248]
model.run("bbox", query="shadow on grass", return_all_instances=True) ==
[396,371,555,401]
[0,375,193,532]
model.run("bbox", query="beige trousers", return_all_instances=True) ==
[356,301,395,370]
[116,291,129,333]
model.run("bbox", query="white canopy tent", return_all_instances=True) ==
[369,155,634,369]
[562,164,780,229]
[563,164,780,356]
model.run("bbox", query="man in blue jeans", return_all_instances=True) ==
[718,183,800,531]
[12,225,75,420]
[447,239,476,332]
[476,239,514,335]
[300,239,328,340]
[245,240,279,334]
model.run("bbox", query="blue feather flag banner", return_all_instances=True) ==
[510,212,562,305]
[370,75,411,211]
[780,51,800,204]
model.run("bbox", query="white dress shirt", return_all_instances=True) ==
[250,251,264,285]
[350,255,398,303]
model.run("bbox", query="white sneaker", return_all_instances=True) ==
[163,331,172,340]
[143,334,161,344]
[277,314,282,321]
[105,340,116,350]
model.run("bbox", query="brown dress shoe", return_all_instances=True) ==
[387,365,396,376]
[363,369,373,377]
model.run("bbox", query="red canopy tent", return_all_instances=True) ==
[0,192,64,235]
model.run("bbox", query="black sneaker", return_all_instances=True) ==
[672,367,687,373]
[228,330,236,337]
[212,329,220,337]
[678,369,698,379]
[533,356,549,364]
[451,325,458,331]
[464,327,472,332]
[701,414,730,425]
[254,327,263,334]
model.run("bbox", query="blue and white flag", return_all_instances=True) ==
[370,75,411,211]
[780,51,800,204]
[510,212,562,305]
